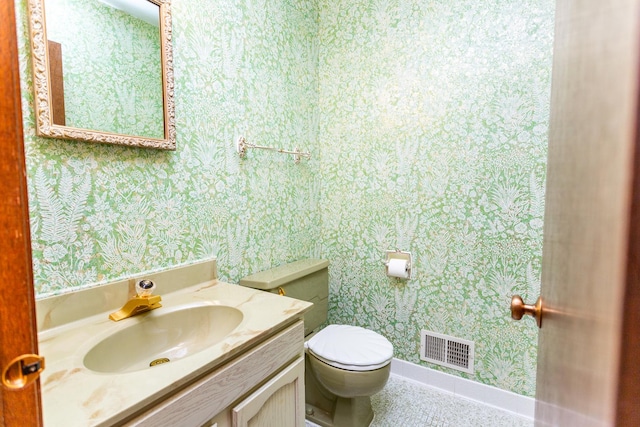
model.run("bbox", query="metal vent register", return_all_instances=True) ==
[420,330,474,374]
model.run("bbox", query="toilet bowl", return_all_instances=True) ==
[240,259,393,427]
[306,324,392,397]
[304,324,393,427]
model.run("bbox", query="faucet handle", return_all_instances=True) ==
[136,279,156,297]
[109,280,161,321]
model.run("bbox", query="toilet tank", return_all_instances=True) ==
[239,259,329,336]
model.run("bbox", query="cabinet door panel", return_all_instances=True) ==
[232,357,304,427]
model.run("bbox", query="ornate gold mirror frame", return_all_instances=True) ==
[27,0,176,150]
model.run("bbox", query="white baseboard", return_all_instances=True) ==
[390,358,535,420]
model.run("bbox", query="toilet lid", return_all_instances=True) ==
[305,325,394,371]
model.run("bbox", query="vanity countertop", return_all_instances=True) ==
[36,261,312,427]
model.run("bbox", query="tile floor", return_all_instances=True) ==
[306,374,533,427]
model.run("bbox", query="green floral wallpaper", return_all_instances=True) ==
[16,0,554,398]
[317,0,554,396]
[16,0,320,296]
[45,0,164,138]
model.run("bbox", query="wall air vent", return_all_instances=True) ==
[420,330,474,374]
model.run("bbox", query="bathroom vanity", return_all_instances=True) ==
[128,322,305,427]
[36,259,312,426]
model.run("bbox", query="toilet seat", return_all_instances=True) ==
[305,325,393,371]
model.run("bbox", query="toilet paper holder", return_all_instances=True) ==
[383,249,412,279]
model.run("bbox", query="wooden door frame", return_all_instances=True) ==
[0,0,43,425]
[615,61,640,425]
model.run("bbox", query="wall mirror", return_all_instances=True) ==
[27,0,176,150]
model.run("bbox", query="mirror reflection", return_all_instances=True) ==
[45,0,163,138]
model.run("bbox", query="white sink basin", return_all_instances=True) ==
[83,304,243,373]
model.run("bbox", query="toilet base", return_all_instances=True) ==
[305,396,374,427]
[305,355,377,427]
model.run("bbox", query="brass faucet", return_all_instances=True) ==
[109,279,162,321]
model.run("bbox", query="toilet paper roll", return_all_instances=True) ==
[387,258,409,279]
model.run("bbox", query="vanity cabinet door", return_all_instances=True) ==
[231,357,304,427]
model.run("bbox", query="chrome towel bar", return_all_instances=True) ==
[236,136,311,164]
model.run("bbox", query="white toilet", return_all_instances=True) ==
[240,259,393,427]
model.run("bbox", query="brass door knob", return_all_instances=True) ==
[2,354,45,390]
[511,295,543,328]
